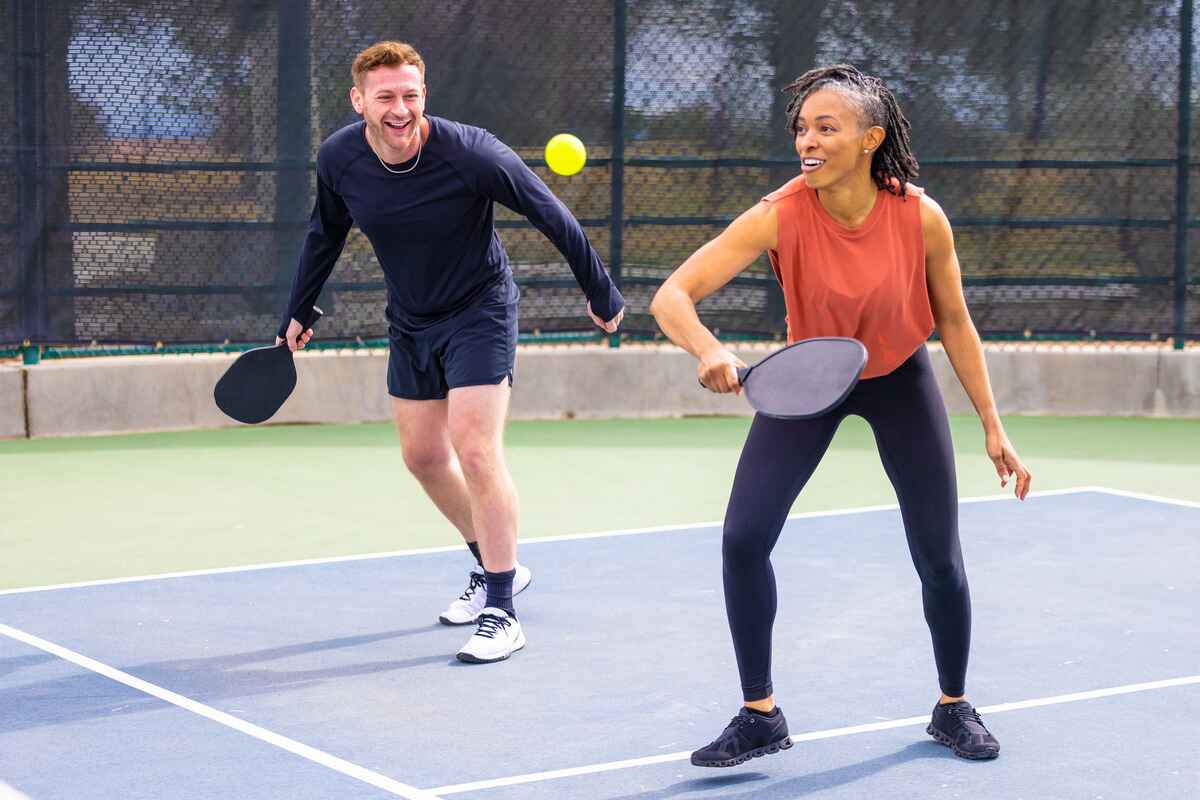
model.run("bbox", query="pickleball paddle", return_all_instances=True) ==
[213,307,323,424]
[703,336,868,419]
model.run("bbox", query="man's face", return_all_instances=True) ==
[350,64,426,157]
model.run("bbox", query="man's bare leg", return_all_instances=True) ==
[446,381,527,663]
[390,396,476,543]
[446,382,518,573]
[391,391,528,630]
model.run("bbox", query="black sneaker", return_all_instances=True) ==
[927,700,1000,760]
[690,707,793,768]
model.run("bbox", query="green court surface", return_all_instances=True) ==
[2,415,1197,591]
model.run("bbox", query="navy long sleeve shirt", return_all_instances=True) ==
[278,116,623,337]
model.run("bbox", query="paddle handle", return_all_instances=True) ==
[698,365,751,390]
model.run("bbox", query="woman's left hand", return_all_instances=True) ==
[986,429,1031,500]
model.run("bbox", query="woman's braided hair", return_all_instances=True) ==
[784,65,919,196]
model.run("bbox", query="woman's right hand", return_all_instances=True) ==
[698,347,746,394]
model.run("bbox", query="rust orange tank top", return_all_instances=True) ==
[763,175,934,378]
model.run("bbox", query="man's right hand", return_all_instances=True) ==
[698,347,746,394]
[275,318,314,352]
[587,301,624,334]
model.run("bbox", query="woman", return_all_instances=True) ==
[650,65,1032,767]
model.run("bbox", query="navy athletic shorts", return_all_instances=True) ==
[386,280,519,400]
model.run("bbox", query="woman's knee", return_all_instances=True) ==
[917,557,967,595]
[722,515,771,567]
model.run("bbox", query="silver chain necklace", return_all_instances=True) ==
[371,122,423,174]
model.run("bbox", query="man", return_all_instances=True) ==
[277,41,624,664]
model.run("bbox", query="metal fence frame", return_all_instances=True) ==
[6,0,1196,358]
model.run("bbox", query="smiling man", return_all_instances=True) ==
[276,41,624,664]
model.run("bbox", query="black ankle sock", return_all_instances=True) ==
[483,568,516,614]
[466,541,483,568]
[746,706,779,718]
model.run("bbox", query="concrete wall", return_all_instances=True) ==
[929,346,1170,417]
[5,343,1199,439]
[0,367,25,439]
[22,351,394,438]
[1159,349,1200,414]
[512,345,764,420]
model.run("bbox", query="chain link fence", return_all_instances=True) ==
[2,0,1197,349]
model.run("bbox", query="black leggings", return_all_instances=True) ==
[722,345,970,701]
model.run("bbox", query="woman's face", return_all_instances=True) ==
[793,88,883,190]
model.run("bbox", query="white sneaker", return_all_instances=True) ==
[455,607,526,663]
[437,564,532,626]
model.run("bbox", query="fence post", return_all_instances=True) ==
[609,0,626,348]
[275,0,312,317]
[14,0,46,346]
[1176,0,1193,349]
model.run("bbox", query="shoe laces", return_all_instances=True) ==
[946,703,988,733]
[702,713,756,749]
[474,612,512,639]
[458,571,485,602]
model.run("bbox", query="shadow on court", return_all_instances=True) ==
[0,624,452,733]
[601,743,960,800]
[0,652,57,678]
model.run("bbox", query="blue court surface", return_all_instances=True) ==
[1,487,1197,799]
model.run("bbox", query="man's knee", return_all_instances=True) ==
[447,392,507,481]
[454,441,502,482]
[401,441,454,482]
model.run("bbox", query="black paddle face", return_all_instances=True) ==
[213,306,322,424]
[739,337,868,420]
[214,345,299,424]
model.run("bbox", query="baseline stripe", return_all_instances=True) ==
[429,675,1200,795]
[1088,486,1200,510]
[0,487,1100,597]
[0,624,445,800]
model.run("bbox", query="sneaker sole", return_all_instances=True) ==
[690,736,793,768]
[438,572,533,627]
[926,724,1000,760]
[455,632,527,664]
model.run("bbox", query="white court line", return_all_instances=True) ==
[0,623,446,800]
[1087,486,1200,510]
[429,675,1200,796]
[2,486,1194,795]
[0,486,1101,598]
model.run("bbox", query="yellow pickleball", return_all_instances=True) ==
[545,133,587,176]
